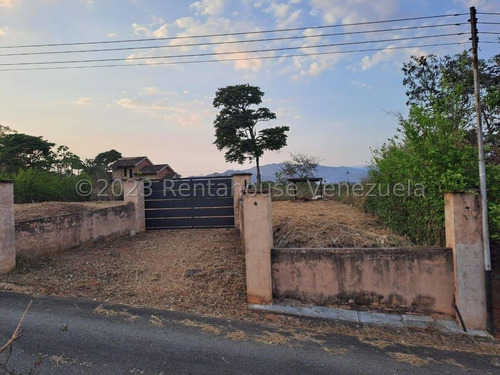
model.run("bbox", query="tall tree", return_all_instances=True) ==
[0,133,55,173]
[402,52,500,163]
[53,145,84,175]
[213,84,289,186]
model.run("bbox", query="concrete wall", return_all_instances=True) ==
[241,192,273,304]
[0,181,15,274]
[272,247,455,315]
[15,203,138,258]
[445,192,487,330]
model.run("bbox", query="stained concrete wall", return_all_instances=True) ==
[444,193,487,330]
[242,192,273,304]
[15,203,138,258]
[272,247,455,315]
[0,181,15,274]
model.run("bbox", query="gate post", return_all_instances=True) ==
[232,173,252,231]
[444,192,487,330]
[242,190,273,304]
[0,180,15,274]
[124,179,146,233]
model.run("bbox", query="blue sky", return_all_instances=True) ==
[0,0,499,176]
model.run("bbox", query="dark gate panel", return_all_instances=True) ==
[144,176,234,229]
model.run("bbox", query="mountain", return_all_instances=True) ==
[207,163,368,183]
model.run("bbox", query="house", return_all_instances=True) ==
[137,164,178,180]
[110,157,179,180]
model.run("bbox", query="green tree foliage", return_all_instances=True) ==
[213,84,289,186]
[0,169,91,203]
[85,149,122,175]
[403,52,500,163]
[367,107,479,245]
[367,52,500,245]
[53,145,84,175]
[0,133,55,173]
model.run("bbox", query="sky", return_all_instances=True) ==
[0,0,499,176]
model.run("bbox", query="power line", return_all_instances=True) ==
[480,32,500,35]
[0,42,465,72]
[0,13,468,50]
[478,12,500,16]
[0,33,465,67]
[0,23,467,58]
[478,22,500,25]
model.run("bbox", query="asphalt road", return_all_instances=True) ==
[0,292,497,374]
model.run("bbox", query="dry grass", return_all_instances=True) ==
[2,229,248,319]
[273,200,414,248]
[14,201,124,222]
[225,330,247,341]
[388,352,432,367]
[93,305,139,322]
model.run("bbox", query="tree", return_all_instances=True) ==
[366,51,500,245]
[0,133,55,173]
[53,145,84,175]
[277,153,321,183]
[84,149,122,175]
[0,124,16,137]
[402,52,500,163]
[213,84,289,186]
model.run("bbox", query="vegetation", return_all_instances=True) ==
[365,52,500,245]
[213,84,289,186]
[0,127,121,203]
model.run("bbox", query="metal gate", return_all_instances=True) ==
[144,176,234,229]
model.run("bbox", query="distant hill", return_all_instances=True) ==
[206,163,368,183]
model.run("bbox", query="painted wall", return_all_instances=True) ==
[15,203,137,258]
[272,247,455,315]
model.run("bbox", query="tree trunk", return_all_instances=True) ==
[256,156,261,188]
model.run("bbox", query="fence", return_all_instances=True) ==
[236,182,488,331]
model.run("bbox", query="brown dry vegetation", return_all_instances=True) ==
[14,201,124,222]
[273,200,414,248]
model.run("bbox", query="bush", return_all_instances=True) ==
[2,169,91,203]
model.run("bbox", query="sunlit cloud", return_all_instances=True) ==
[73,97,92,105]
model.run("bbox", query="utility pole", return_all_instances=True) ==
[469,6,494,334]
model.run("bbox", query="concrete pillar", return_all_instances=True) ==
[242,191,273,304]
[232,173,252,231]
[123,179,146,233]
[0,180,15,274]
[444,192,486,330]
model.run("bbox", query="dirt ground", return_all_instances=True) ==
[1,200,500,355]
[14,201,124,222]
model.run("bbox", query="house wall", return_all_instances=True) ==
[15,203,138,258]
[271,247,455,315]
[111,159,152,179]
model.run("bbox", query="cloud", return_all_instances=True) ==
[107,33,118,38]
[310,0,399,24]
[139,87,163,96]
[116,95,215,128]
[0,0,16,8]
[454,0,500,12]
[73,97,92,105]
[190,0,226,15]
[132,17,168,38]
[0,26,7,37]
[258,1,302,27]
